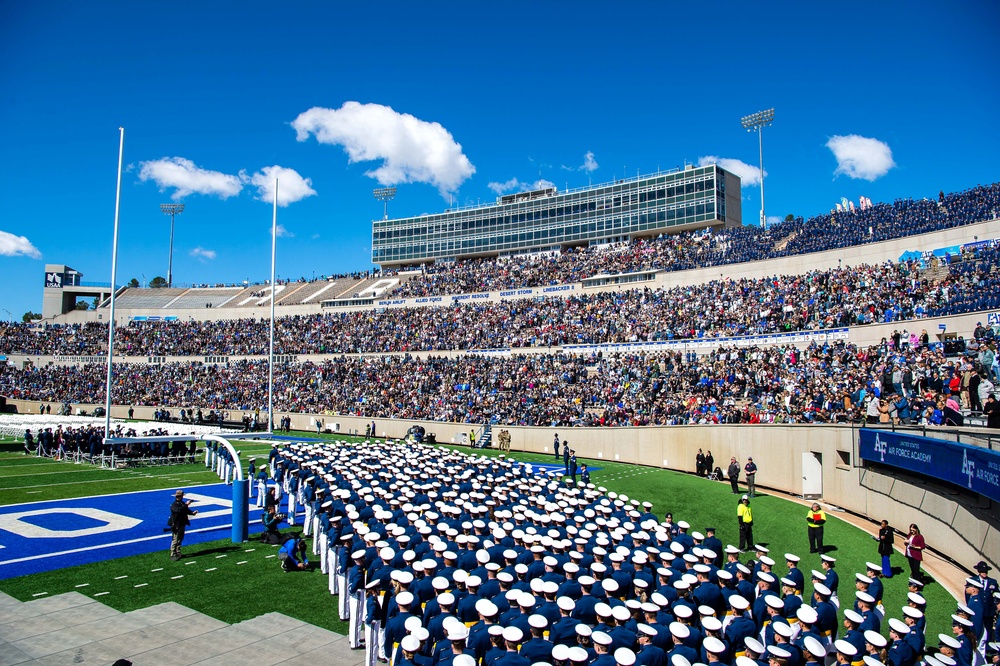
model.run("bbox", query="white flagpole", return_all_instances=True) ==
[104,127,125,439]
[268,178,277,433]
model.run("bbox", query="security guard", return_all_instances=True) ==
[806,504,827,554]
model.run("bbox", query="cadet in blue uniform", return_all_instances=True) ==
[973,562,999,643]
[495,627,530,666]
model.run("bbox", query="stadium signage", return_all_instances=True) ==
[988,312,1000,327]
[452,293,491,301]
[499,289,534,297]
[53,355,105,363]
[564,328,848,355]
[859,429,1000,504]
[415,297,444,303]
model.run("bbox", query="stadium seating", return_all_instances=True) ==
[163,287,244,309]
[5,245,1000,357]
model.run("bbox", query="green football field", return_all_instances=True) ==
[0,432,958,640]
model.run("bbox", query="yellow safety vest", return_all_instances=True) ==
[807,509,827,528]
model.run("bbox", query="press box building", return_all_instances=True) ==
[372,164,742,268]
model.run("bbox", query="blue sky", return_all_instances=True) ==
[2,1,999,320]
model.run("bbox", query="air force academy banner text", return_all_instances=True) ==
[859,428,1000,503]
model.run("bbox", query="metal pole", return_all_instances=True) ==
[759,127,765,228]
[105,127,124,439]
[268,178,277,433]
[167,212,175,287]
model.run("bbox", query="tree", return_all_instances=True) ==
[785,214,795,222]
[149,276,168,288]
[128,278,140,288]
[21,311,41,323]
[75,300,90,310]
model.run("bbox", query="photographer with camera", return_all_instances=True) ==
[168,490,198,561]
[261,505,285,545]
[278,534,309,572]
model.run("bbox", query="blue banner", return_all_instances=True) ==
[859,429,1000,503]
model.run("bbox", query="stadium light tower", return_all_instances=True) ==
[160,203,185,287]
[373,187,396,220]
[740,108,774,228]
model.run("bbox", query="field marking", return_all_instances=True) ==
[151,568,163,572]
[0,481,224,508]
[94,592,109,597]
[215,554,227,558]
[114,575,128,580]
[75,583,90,588]
[134,583,147,588]
[0,523,231,568]
[31,592,48,597]
[1,469,219,491]
[244,549,255,552]
[25,491,42,494]
[0,468,123,478]
[265,554,275,559]
[184,561,197,565]
[171,575,183,580]
[205,567,217,572]
[237,561,248,565]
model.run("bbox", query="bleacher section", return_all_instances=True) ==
[163,287,243,309]
[110,287,188,309]
[276,280,339,305]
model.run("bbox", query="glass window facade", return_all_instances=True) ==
[372,165,740,266]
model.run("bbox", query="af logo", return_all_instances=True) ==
[873,434,888,462]
[961,449,975,489]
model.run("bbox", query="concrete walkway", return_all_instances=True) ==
[0,591,364,666]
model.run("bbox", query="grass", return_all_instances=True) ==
[0,535,347,633]
[0,434,957,642]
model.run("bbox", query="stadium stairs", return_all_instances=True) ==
[0,590,359,666]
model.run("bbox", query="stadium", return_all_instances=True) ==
[2,165,999,663]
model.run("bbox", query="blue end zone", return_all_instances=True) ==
[0,483,294,580]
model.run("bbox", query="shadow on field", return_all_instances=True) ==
[185,544,245,557]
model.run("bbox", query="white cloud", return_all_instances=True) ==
[0,230,41,259]
[581,151,599,173]
[292,101,475,197]
[247,165,317,207]
[275,224,294,238]
[488,178,557,196]
[697,156,764,186]
[138,157,244,200]
[189,247,216,261]
[826,135,896,181]
[488,178,522,195]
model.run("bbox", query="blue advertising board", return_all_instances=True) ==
[859,429,1000,503]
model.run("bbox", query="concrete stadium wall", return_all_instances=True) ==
[11,397,998,575]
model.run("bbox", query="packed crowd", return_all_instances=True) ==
[239,439,999,666]
[391,183,1000,298]
[3,336,997,427]
[5,243,1000,358]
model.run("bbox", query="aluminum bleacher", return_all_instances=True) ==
[277,280,341,305]
[227,284,289,307]
[107,287,188,309]
[165,287,243,309]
